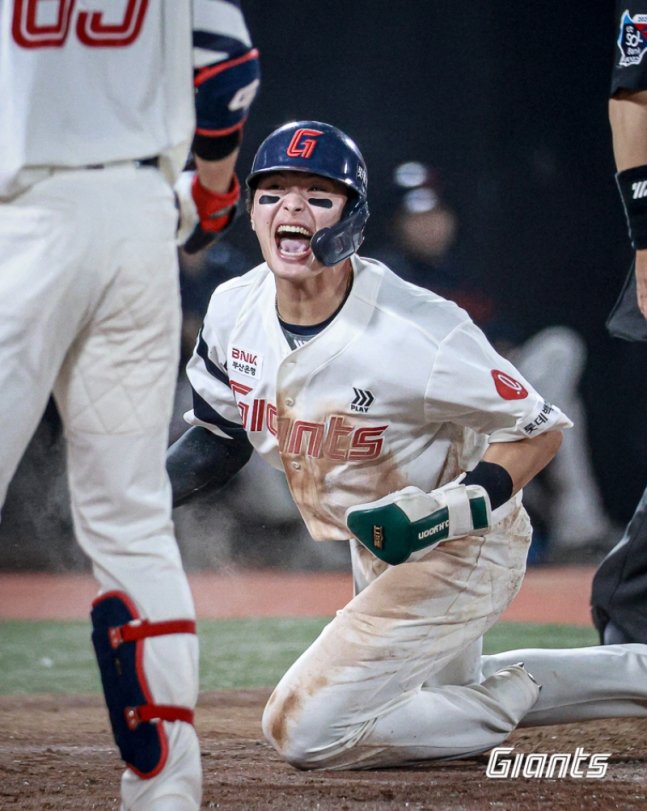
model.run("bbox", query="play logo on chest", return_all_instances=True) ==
[350,388,374,413]
[231,347,263,379]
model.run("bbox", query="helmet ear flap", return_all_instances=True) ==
[311,199,370,266]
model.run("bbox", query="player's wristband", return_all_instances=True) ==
[462,461,513,510]
[615,165,647,250]
[191,173,240,233]
[193,130,241,161]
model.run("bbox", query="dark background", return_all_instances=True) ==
[228,1,647,522]
[2,1,646,569]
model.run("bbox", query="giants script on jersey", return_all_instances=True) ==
[230,381,387,461]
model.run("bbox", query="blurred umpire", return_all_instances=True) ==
[591,3,647,644]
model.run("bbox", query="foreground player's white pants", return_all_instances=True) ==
[0,166,201,809]
[263,499,647,769]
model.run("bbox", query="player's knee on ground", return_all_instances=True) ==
[262,687,340,769]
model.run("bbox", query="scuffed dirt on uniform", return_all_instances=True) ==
[2,691,647,809]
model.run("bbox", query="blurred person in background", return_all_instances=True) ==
[374,161,615,563]
[373,161,495,326]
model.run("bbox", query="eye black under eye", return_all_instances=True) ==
[259,194,280,204]
[309,198,333,208]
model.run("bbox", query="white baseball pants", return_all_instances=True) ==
[0,166,200,809]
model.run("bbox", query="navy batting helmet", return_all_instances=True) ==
[246,120,369,266]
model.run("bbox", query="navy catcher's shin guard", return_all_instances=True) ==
[91,591,196,778]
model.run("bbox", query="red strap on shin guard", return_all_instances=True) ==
[125,704,195,731]
[110,617,197,735]
[109,619,197,649]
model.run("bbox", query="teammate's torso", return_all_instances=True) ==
[0,1,198,196]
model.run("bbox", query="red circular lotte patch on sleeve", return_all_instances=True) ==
[491,369,528,400]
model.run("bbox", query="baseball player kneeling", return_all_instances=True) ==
[168,121,647,769]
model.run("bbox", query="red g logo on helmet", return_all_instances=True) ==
[491,369,528,400]
[286,128,323,158]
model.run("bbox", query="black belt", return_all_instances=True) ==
[136,156,160,168]
[84,156,159,170]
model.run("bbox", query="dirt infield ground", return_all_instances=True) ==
[4,567,647,809]
[2,692,647,809]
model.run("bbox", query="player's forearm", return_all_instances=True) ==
[609,91,647,319]
[194,152,240,195]
[481,430,563,495]
[636,251,647,318]
[610,90,647,171]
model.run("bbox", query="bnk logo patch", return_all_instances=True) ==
[286,128,323,159]
[617,10,647,67]
[491,370,528,401]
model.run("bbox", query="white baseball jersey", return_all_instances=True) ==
[0,0,253,198]
[186,254,573,541]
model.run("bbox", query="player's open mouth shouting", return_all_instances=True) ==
[275,224,314,259]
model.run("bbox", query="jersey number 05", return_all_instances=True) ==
[12,0,149,49]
